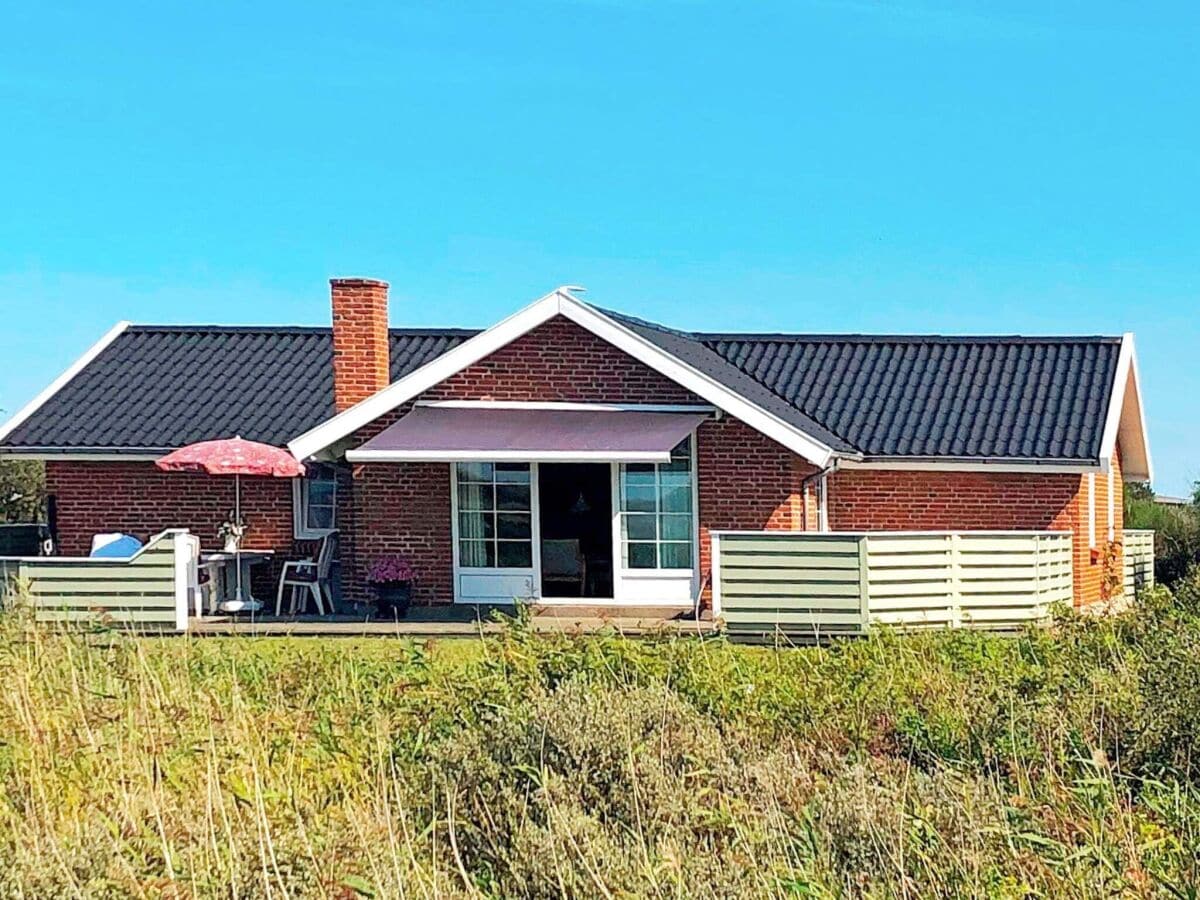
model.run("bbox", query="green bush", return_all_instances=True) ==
[1125,484,1200,587]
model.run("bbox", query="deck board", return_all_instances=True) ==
[188,610,715,638]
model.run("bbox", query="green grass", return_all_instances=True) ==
[3,589,1200,898]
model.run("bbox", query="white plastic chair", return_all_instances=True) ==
[275,531,338,615]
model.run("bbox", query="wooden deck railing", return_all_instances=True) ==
[0,530,196,631]
[712,530,1074,641]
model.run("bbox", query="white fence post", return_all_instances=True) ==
[948,533,963,628]
[857,535,871,634]
[172,531,191,633]
[710,532,722,617]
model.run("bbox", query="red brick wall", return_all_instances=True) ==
[827,458,1125,607]
[332,277,390,412]
[426,316,696,403]
[45,461,296,594]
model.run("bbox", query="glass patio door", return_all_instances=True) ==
[452,462,538,602]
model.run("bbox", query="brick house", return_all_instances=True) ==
[0,278,1151,611]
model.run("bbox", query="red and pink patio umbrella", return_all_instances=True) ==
[156,436,305,609]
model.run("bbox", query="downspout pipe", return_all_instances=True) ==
[800,459,841,532]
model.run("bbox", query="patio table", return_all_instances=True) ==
[199,550,274,614]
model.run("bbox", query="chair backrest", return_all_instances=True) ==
[541,539,582,577]
[316,530,339,579]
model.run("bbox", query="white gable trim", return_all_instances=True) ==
[0,320,132,445]
[1098,333,1152,482]
[288,288,838,466]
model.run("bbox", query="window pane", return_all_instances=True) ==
[494,463,530,483]
[458,483,493,511]
[460,540,494,567]
[497,541,532,568]
[623,513,657,541]
[659,542,692,569]
[497,513,531,539]
[660,474,691,512]
[622,484,656,513]
[659,513,691,541]
[458,511,493,540]
[626,542,657,569]
[308,506,334,530]
[307,480,335,507]
[456,462,494,482]
[496,483,531,512]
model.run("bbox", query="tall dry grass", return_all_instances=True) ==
[1,582,1199,897]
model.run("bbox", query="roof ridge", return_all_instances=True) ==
[699,333,1123,344]
[127,324,482,336]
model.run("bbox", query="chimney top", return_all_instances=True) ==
[330,276,390,288]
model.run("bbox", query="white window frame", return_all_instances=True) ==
[293,463,338,539]
[615,437,695,573]
[452,461,536,571]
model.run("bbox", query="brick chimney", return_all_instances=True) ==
[331,277,390,412]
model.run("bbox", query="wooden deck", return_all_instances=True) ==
[189,605,716,638]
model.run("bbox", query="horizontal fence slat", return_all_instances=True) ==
[720,600,864,614]
[29,595,178,609]
[722,537,862,555]
[722,553,861,570]
[722,579,862,597]
[34,609,176,625]
[723,610,866,626]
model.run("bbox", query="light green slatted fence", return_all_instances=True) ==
[0,530,193,631]
[1123,529,1155,599]
[713,530,1073,641]
[712,533,867,641]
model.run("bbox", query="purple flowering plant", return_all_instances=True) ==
[366,555,417,585]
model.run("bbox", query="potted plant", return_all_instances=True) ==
[217,511,246,553]
[367,555,417,619]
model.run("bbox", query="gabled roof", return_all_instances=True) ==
[0,288,1152,479]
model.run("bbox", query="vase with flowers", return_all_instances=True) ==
[367,555,417,619]
[217,511,246,553]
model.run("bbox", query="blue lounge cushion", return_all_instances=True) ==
[90,534,144,558]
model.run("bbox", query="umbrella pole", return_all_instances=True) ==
[234,473,244,602]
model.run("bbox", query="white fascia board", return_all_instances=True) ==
[0,321,132,444]
[1098,333,1152,482]
[557,298,836,467]
[288,291,563,460]
[418,399,717,413]
[345,448,673,463]
[838,458,1103,474]
[290,287,837,466]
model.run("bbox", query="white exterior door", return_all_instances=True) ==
[451,462,539,603]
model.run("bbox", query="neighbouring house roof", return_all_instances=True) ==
[0,291,1150,478]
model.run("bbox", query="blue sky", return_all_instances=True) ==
[1,2,1197,492]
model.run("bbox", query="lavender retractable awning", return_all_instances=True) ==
[345,406,709,462]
